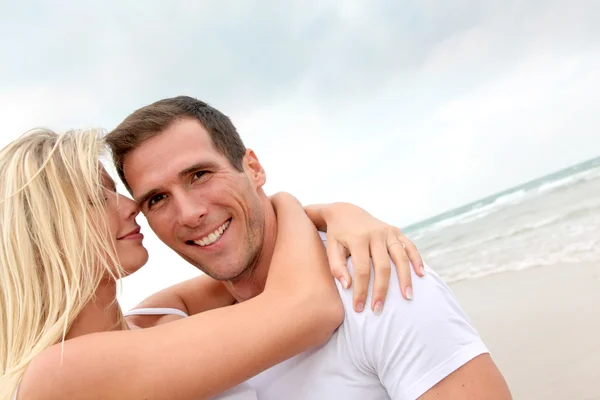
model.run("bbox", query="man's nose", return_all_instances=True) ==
[175,192,207,228]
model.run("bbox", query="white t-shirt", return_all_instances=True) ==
[245,232,488,399]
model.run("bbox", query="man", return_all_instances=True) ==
[106,96,512,399]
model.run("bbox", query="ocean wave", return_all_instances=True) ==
[537,166,600,195]
[438,239,599,283]
[424,203,600,258]
[411,165,600,237]
[412,189,530,236]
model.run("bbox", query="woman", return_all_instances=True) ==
[0,128,421,400]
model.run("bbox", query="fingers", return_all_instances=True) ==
[387,230,413,301]
[369,236,392,315]
[393,228,424,276]
[348,240,371,313]
[327,224,424,313]
[326,238,351,290]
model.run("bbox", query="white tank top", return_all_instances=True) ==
[124,308,258,400]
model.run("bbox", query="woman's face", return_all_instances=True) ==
[101,171,149,274]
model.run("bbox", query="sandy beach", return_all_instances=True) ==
[450,262,600,399]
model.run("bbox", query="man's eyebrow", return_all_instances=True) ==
[135,188,160,207]
[178,161,219,179]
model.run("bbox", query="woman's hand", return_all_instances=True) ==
[304,202,424,314]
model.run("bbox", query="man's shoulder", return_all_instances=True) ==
[337,255,488,399]
[331,244,481,355]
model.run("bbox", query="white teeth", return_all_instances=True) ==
[194,220,230,247]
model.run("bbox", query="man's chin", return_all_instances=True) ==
[205,266,249,282]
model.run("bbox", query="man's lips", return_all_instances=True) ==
[118,226,142,240]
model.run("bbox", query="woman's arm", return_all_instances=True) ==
[127,198,426,325]
[19,194,343,400]
[304,201,424,311]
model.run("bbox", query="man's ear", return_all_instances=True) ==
[243,149,266,188]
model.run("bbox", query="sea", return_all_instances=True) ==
[403,156,600,283]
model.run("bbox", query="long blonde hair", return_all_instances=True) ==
[0,128,126,399]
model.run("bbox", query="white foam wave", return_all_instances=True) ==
[413,165,600,237]
[439,239,599,283]
[416,189,530,235]
[537,166,600,194]
[426,206,599,259]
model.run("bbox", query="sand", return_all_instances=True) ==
[449,262,600,399]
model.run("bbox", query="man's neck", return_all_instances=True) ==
[224,196,277,302]
[66,279,123,340]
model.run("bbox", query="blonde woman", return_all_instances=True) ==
[0,129,421,400]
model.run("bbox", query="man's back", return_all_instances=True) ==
[247,233,508,399]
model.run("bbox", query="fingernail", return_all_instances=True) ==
[420,264,425,275]
[373,301,384,316]
[355,302,364,312]
[406,286,413,301]
[340,277,349,290]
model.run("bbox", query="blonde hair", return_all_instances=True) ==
[0,128,126,399]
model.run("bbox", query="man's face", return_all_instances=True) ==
[123,118,267,280]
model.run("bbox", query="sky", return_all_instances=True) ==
[1,0,599,308]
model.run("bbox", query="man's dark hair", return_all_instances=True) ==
[105,96,246,193]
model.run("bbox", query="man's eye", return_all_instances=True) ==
[148,194,167,207]
[192,171,207,181]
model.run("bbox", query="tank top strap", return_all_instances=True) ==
[123,307,189,318]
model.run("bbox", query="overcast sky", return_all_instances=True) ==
[1,0,598,307]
